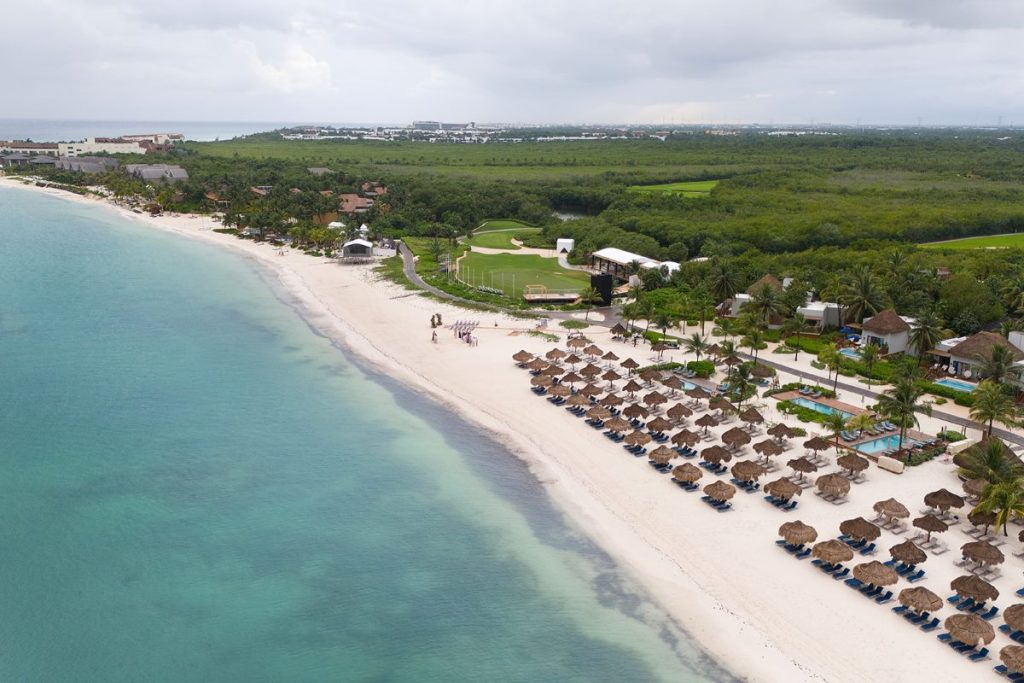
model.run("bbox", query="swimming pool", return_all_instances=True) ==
[789,397,854,420]
[857,434,913,454]
[839,348,861,360]
[934,378,977,393]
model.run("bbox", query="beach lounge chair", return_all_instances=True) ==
[968,601,988,614]
[908,611,928,625]
[951,641,975,654]
[920,617,940,631]
[859,543,876,555]
[832,568,850,580]
[892,604,908,615]
[875,590,893,604]
[845,577,864,589]
[938,633,953,643]
[980,606,999,620]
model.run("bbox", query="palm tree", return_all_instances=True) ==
[741,327,766,363]
[713,317,738,343]
[977,345,1024,386]
[860,343,880,385]
[876,378,930,459]
[969,380,1019,436]
[957,438,1024,484]
[848,412,877,437]
[822,412,848,454]
[781,313,810,361]
[975,480,1024,536]
[747,283,786,326]
[841,266,886,323]
[1001,273,1024,314]
[908,308,944,358]
[654,312,677,339]
[708,260,738,303]
[683,333,708,362]
[730,364,755,407]
[693,289,714,334]
[819,344,843,394]
[580,287,601,322]
[638,298,656,335]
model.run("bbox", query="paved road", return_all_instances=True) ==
[752,355,1024,447]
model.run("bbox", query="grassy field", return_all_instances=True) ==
[465,220,542,250]
[921,233,1024,249]
[458,252,589,298]
[626,179,720,197]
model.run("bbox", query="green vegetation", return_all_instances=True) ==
[465,220,543,250]
[457,252,589,298]
[626,180,719,197]
[559,320,588,329]
[686,360,715,378]
[922,233,1024,249]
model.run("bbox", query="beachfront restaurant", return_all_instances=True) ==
[590,248,659,280]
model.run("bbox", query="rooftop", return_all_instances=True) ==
[861,309,911,335]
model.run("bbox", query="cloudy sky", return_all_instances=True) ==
[6,0,1024,125]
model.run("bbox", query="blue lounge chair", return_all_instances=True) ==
[937,632,953,642]
[875,590,893,604]
[908,611,928,625]
[795,548,811,560]
[921,617,940,632]
[980,606,999,620]
[832,568,850,580]
[892,605,908,614]
[953,641,975,654]
[859,542,876,555]
[845,577,864,589]
[907,569,925,583]
[969,648,990,662]
[1016,587,1024,598]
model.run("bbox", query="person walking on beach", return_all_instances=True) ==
[431,330,438,343]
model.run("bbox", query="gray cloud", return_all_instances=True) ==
[3,0,1023,125]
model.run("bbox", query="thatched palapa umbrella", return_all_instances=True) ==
[561,371,583,385]
[963,478,988,499]
[640,369,660,383]
[565,393,590,407]
[604,417,631,433]
[624,430,652,447]
[739,407,764,426]
[567,337,588,349]
[873,498,910,521]
[768,423,797,441]
[913,514,949,542]
[731,460,767,482]
[531,375,553,387]
[889,540,927,567]
[1002,645,1024,675]
[723,354,742,367]
[840,517,881,542]
[620,358,640,374]
[836,453,869,476]
[968,509,996,534]
[687,386,711,401]
[601,350,620,363]
[961,541,1005,567]
[672,463,702,483]
[546,348,566,361]
[944,613,995,648]
[584,344,603,358]
[950,574,999,603]
[542,363,564,376]
[722,426,751,449]
[898,586,942,615]
[599,393,624,407]
[695,413,718,433]
[649,445,676,465]
[704,480,736,502]
[564,353,583,367]
[778,520,817,545]
[813,539,854,565]
[709,396,735,413]
[512,350,533,364]
[853,560,899,587]
[610,323,628,336]
[622,379,643,396]
[662,375,684,392]
[623,403,650,420]
[672,429,699,446]
[701,445,733,464]
[602,369,622,387]
[753,439,784,458]
[764,477,802,501]
[1004,605,1024,634]
[787,456,818,479]
[816,473,851,498]
[548,383,571,397]
[666,403,693,421]
[803,436,831,453]
[652,341,669,359]
[527,358,548,371]
[580,363,601,378]
[924,488,965,512]
[586,406,611,421]
[647,416,673,433]
[643,391,668,408]
[579,382,603,397]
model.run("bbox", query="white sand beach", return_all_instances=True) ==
[4,175,1015,682]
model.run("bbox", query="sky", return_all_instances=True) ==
[6,0,1024,126]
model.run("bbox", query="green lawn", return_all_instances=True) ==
[465,220,542,250]
[921,233,1024,249]
[626,180,720,197]
[458,252,589,297]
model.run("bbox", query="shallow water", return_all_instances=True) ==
[0,186,728,682]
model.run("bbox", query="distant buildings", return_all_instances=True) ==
[124,164,189,182]
[58,137,147,157]
[56,156,119,174]
[338,193,373,214]
[860,309,913,355]
[591,247,679,280]
[0,140,58,156]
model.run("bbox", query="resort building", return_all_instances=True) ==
[124,164,189,182]
[120,133,184,145]
[944,331,1024,379]
[338,193,373,214]
[56,156,119,174]
[58,138,147,157]
[859,309,912,355]
[721,274,786,325]
[797,300,843,329]
[556,238,575,254]
[0,140,59,156]
[340,238,373,258]
[590,248,659,280]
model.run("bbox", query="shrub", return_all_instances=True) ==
[938,430,966,442]
[686,360,716,378]
[764,382,836,399]
[919,381,975,407]
[907,447,944,467]
[559,320,588,329]
[777,400,829,424]
[638,361,684,373]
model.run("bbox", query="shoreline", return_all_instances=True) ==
[1,175,992,682]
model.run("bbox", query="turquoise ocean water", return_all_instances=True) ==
[0,186,728,682]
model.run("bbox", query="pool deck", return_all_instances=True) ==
[772,390,867,418]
